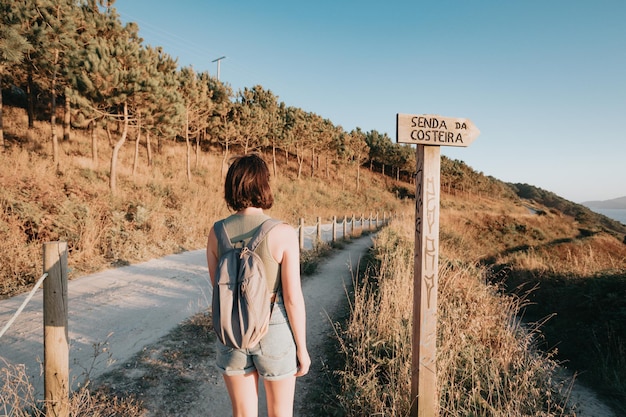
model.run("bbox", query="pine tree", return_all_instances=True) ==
[139,46,184,167]
[22,0,79,165]
[0,0,31,150]
[71,3,146,192]
[178,66,213,181]
[347,128,369,192]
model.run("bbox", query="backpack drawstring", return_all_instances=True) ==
[239,247,251,258]
[239,247,251,293]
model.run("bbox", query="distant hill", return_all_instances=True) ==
[509,183,626,238]
[582,196,626,209]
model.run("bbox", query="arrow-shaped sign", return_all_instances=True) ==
[396,113,480,147]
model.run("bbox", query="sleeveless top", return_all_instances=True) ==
[219,213,282,294]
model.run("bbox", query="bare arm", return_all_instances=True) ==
[206,226,218,286]
[271,223,311,377]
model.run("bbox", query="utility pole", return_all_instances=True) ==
[212,56,227,81]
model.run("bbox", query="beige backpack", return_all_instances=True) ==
[212,218,282,349]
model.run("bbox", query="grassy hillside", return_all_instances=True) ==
[441,190,626,413]
[2,105,625,414]
[330,189,626,415]
[0,106,407,298]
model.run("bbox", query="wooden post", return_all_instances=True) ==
[343,215,348,240]
[410,146,440,417]
[351,214,355,236]
[43,241,69,417]
[299,218,304,249]
[316,216,322,245]
[332,216,337,242]
[397,113,479,417]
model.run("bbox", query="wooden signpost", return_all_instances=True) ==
[396,113,479,417]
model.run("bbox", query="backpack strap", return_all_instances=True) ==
[246,218,283,252]
[213,220,234,254]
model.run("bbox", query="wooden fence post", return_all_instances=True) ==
[332,216,337,242]
[351,214,355,236]
[316,216,322,245]
[343,216,347,240]
[43,241,69,417]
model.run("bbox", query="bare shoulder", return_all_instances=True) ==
[269,222,295,241]
[268,221,298,255]
[273,221,296,235]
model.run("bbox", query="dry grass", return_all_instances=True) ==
[507,234,626,276]
[334,219,573,416]
[0,358,144,417]
[335,219,414,415]
[437,263,567,416]
[0,106,404,299]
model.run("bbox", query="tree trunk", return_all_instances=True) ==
[27,72,34,129]
[91,120,98,168]
[185,108,192,182]
[296,150,304,179]
[106,125,113,146]
[51,50,60,166]
[110,102,129,193]
[195,131,200,168]
[63,91,71,141]
[133,125,141,176]
[272,144,277,177]
[221,141,230,179]
[146,131,153,167]
[356,165,361,192]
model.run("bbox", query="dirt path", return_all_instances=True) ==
[0,234,374,416]
[93,235,375,416]
[0,250,211,398]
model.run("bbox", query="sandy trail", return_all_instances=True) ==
[0,250,211,397]
[0,234,374,416]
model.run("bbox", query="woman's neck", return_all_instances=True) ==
[237,207,264,215]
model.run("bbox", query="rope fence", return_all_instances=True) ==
[296,211,392,250]
[0,241,70,416]
[0,273,48,340]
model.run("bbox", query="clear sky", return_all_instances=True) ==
[115,0,625,203]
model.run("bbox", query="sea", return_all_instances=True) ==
[592,208,626,225]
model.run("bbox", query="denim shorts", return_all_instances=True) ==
[215,300,297,381]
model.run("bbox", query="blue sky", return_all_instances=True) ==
[115,1,625,203]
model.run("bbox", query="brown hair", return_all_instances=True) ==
[224,154,274,212]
